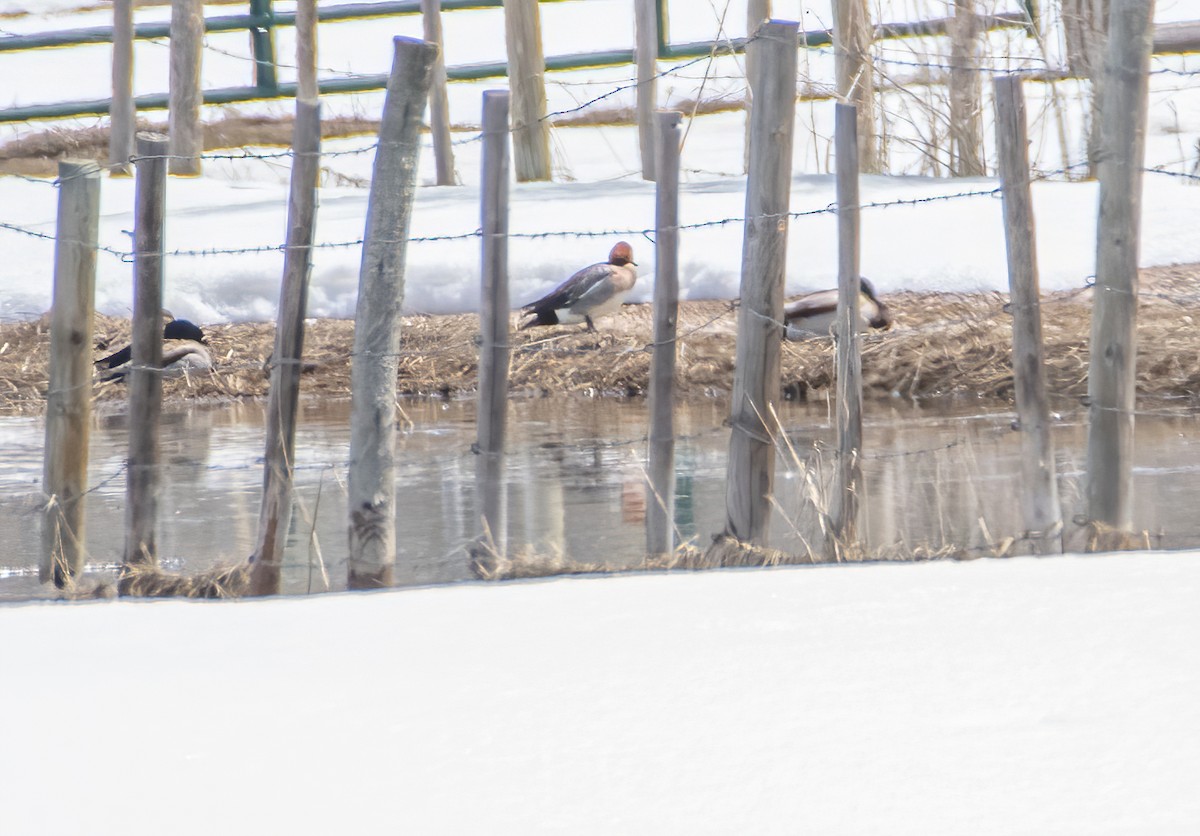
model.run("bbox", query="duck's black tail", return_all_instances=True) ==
[96,344,132,370]
[518,308,559,330]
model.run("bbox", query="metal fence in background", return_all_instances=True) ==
[0,0,1040,123]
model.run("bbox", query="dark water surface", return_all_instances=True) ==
[3,396,1200,601]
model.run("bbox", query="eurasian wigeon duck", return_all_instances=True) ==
[97,318,213,381]
[783,276,893,340]
[519,241,638,332]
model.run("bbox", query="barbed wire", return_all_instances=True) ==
[0,168,1144,261]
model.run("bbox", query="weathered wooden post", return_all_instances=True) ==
[476,90,511,552]
[634,0,659,181]
[502,0,552,182]
[949,0,985,176]
[1062,0,1110,177]
[168,0,204,176]
[422,0,457,185]
[832,0,880,173]
[743,0,771,174]
[250,98,322,596]
[347,37,436,589]
[646,110,682,558]
[829,103,863,560]
[295,0,318,101]
[41,161,101,587]
[109,0,135,176]
[724,20,798,545]
[994,74,1063,554]
[121,132,168,590]
[1086,0,1155,532]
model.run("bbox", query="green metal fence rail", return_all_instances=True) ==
[0,0,1036,124]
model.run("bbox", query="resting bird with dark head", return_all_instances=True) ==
[783,276,893,341]
[519,241,638,332]
[96,318,213,381]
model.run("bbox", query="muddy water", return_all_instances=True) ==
[3,397,1200,601]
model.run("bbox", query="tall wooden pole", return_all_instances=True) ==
[634,0,659,181]
[422,0,457,185]
[994,75,1063,553]
[829,103,863,558]
[41,161,101,587]
[121,132,168,590]
[250,98,322,596]
[1062,0,1110,177]
[833,0,879,173]
[724,20,798,545]
[476,90,511,551]
[109,0,135,176]
[347,37,436,589]
[646,110,682,557]
[168,0,204,176]
[502,0,552,182]
[949,0,985,176]
[1086,0,1155,531]
[295,0,318,101]
[743,0,771,174]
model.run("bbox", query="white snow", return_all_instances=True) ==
[2,1,1200,322]
[3,4,1200,832]
[4,552,1199,834]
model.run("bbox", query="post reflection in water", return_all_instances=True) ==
[4,397,1200,601]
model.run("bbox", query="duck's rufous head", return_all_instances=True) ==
[608,241,636,267]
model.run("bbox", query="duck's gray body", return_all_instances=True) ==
[96,319,213,381]
[520,242,638,332]
[783,277,892,340]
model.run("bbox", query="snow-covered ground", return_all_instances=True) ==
[4,551,1200,834]
[2,1,1200,322]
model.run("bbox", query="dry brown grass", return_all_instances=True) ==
[115,561,250,598]
[467,521,1154,583]
[55,561,250,599]
[0,114,384,178]
[3,262,1200,415]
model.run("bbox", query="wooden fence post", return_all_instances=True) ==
[634,0,658,181]
[41,161,101,587]
[1086,0,1155,532]
[121,132,168,590]
[422,0,458,186]
[109,0,135,176]
[295,0,318,101]
[829,103,863,559]
[250,98,322,596]
[949,0,985,176]
[646,110,682,557]
[502,0,552,182]
[994,74,1063,554]
[476,90,511,551]
[347,37,436,590]
[833,0,880,173]
[724,19,798,546]
[168,0,204,176]
[743,0,771,174]
[1062,0,1110,177]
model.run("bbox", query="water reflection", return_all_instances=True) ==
[3,396,1200,601]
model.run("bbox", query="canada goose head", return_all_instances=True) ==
[608,241,636,267]
[163,319,208,345]
[858,277,893,330]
